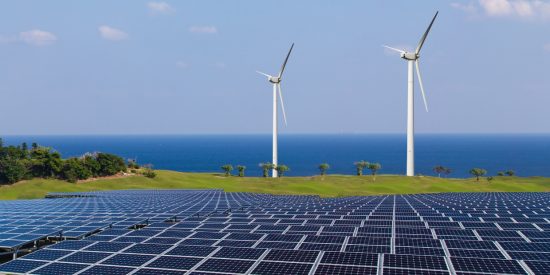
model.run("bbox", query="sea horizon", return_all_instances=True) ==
[2,134,549,178]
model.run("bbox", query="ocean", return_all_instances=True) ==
[2,134,549,178]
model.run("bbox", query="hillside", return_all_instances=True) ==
[1,170,549,200]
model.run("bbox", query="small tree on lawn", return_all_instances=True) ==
[505,170,515,176]
[237,165,246,177]
[469,168,487,181]
[259,162,274,178]
[275,164,289,177]
[318,163,330,176]
[221,164,233,177]
[497,171,505,176]
[368,163,381,181]
[354,161,369,176]
[433,165,446,178]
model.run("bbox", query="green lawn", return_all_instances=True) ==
[1,170,549,200]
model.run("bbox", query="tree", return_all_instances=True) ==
[82,154,101,177]
[0,157,27,184]
[0,138,3,148]
[433,165,446,178]
[259,162,274,178]
[497,171,505,176]
[469,168,487,181]
[275,164,289,177]
[368,163,382,181]
[487,176,494,183]
[354,161,369,176]
[236,165,246,177]
[221,164,233,176]
[61,158,92,183]
[505,170,515,177]
[31,142,38,150]
[318,163,330,176]
[96,153,126,176]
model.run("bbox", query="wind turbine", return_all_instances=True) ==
[257,43,294,178]
[384,11,438,177]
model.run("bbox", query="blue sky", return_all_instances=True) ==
[1,0,549,135]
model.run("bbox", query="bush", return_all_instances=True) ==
[61,158,92,183]
[96,153,126,176]
[143,169,156,178]
[0,157,27,184]
[221,164,233,177]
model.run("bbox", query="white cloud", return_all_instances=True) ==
[19,30,57,46]
[450,2,478,14]
[176,61,189,69]
[479,0,513,16]
[189,26,217,34]
[98,25,128,41]
[454,0,550,21]
[147,2,173,14]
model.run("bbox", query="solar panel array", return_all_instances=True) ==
[0,190,549,274]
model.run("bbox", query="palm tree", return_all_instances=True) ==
[469,168,487,181]
[433,165,446,178]
[259,162,273,178]
[275,164,289,177]
[354,161,369,176]
[368,163,381,181]
[236,165,246,177]
[221,164,233,177]
[318,163,330,176]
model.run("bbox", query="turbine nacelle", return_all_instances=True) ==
[269,76,281,84]
[401,52,418,61]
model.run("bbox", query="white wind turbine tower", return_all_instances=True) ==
[384,11,438,177]
[257,43,294,178]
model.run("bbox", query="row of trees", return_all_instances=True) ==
[220,161,382,180]
[0,139,127,184]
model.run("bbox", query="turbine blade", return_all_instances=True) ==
[277,84,288,126]
[415,60,429,112]
[256,71,272,78]
[278,43,294,79]
[415,11,438,55]
[383,45,405,54]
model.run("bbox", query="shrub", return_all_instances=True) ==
[221,164,233,177]
[237,165,246,177]
[275,164,289,177]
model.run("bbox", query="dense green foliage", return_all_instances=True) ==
[0,139,127,184]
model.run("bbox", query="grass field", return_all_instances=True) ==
[1,170,549,200]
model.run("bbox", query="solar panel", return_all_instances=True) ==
[0,191,549,275]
